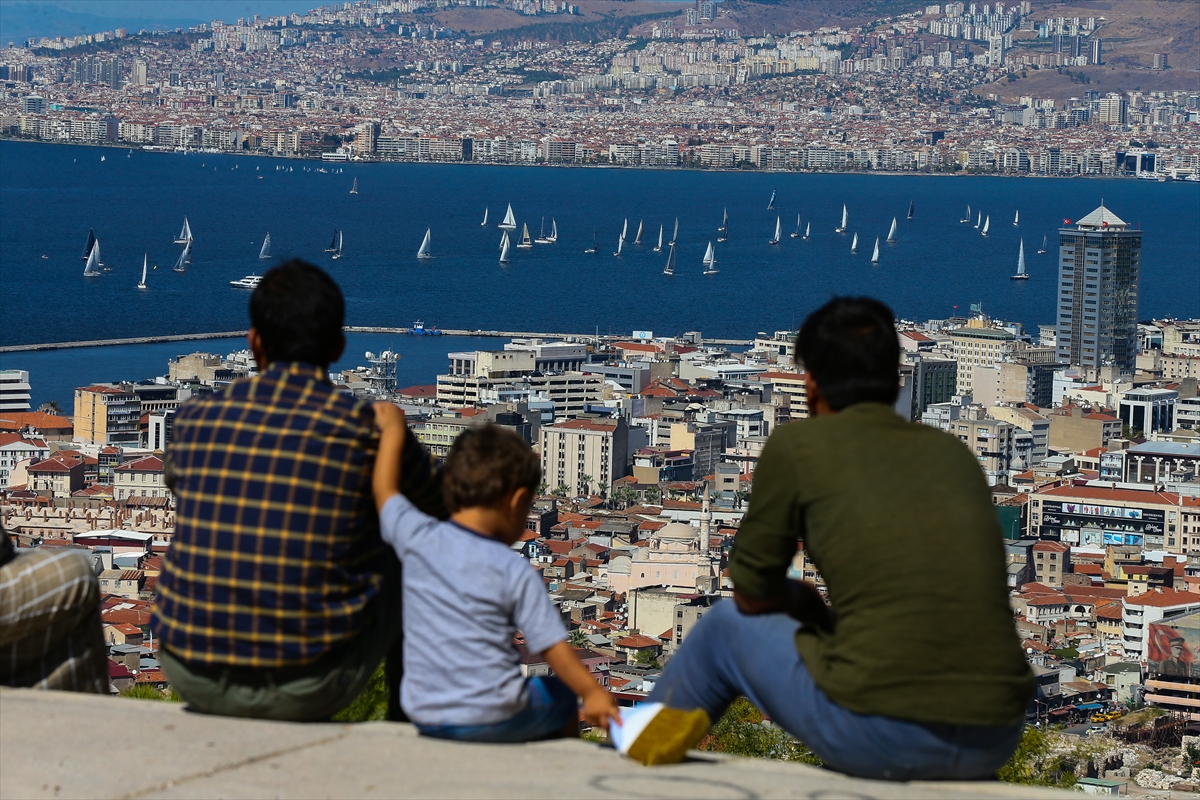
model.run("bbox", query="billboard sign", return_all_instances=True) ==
[1148,614,1200,678]
[631,330,654,341]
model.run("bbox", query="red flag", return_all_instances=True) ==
[1063,218,1072,225]
[1102,221,1109,228]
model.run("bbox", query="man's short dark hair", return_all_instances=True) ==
[443,424,540,513]
[249,260,344,367]
[796,297,900,411]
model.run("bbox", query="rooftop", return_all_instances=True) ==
[0,689,1066,800]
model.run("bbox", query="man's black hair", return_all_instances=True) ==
[249,260,344,367]
[796,297,900,411]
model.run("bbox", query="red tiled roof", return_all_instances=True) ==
[115,456,164,473]
[614,634,660,649]
[1124,589,1200,609]
[0,412,73,431]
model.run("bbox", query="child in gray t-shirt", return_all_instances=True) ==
[372,404,621,741]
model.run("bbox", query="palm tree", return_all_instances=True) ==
[579,474,593,496]
[537,480,548,497]
[568,629,589,648]
[646,486,662,505]
[552,483,570,498]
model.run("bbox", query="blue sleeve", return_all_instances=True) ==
[510,559,568,655]
[379,493,437,560]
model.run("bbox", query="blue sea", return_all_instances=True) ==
[2,140,1198,405]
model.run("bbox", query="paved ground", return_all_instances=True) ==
[1,688,1071,800]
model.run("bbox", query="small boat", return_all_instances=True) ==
[174,217,192,244]
[499,231,511,263]
[1011,239,1029,280]
[410,320,441,336]
[137,254,147,289]
[350,177,358,195]
[1013,209,1019,226]
[584,229,597,254]
[172,239,191,273]
[981,215,990,236]
[325,229,340,252]
[230,274,262,289]
[790,213,801,238]
[851,232,858,253]
[499,203,517,230]
[41,254,48,259]
[100,155,105,162]
[835,204,847,233]
[702,241,718,275]
[907,200,914,220]
[1037,235,1048,255]
[886,217,897,243]
[717,208,728,235]
[653,224,663,253]
[663,242,676,276]
[633,219,644,247]
[768,216,781,245]
[259,233,271,260]
[547,219,557,243]
[960,204,971,223]
[417,228,432,259]
[331,230,343,260]
[870,237,880,264]
[974,211,982,229]
[767,189,776,210]
[535,218,551,245]
[613,231,624,257]
[481,208,488,227]
[669,217,679,246]
[82,229,96,261]
[517,224,533,249]
[803,221,810,240]
[83,240,101,277]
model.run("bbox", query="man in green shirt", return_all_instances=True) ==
[644,297,1033,779]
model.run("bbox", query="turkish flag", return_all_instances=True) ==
[1102,221,1109,228]
[1063,218,1072,225]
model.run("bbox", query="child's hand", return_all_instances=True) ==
[581,688,622,732]
[372,401,406,434]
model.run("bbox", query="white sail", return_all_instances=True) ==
[332,230,343,259]
[975,211,981,228]
[548,219,557,242]
[350,177,358,195]
[614,233,623,257]
[622,218,628,240]
[791,213,801,238]
[1013,209,1019,226]
[870,237,880,264]
[718,208,728,233]
[634,220,644,246]
[417,228,432,258]
[535,217,549,244]
[1012,239,1028,279]
[172,240,191,272]
[654,224,663,252]
[663,242,675,276]
[982,215,990,236]
[499,231,510,263]
[481,208,488,226]
[259,233,271,260]
[175,216,192,244]
[137,254,147,289]
[804,222,810,239]
[84,241,101,276]
[702,241,717,274]
[770,216,781,244]
[836,204,847,232]
[670,217,678,245]
[1038,235,1047,253]
[886,217,897,243]
[961,204,971,223]
[499,204,516,229]
[851,232,858,253]
[518,224,533,249]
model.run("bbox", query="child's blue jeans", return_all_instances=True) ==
[415,676,578,743]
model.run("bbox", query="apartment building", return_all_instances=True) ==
[540,418,629,497]
[0,370,32,411]
[1029,482,1196,552]
[74,384,141,445]
[1122,589,1200,660]
[0,434,49,489]
[988,405,1050,465]
[113,456,168,502]
[1047,404,1121,453]
[949,318,1016,397]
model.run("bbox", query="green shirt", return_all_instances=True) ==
[730,402,1033,727]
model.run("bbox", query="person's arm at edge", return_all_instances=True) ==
[372,402,406,514]
[399,425,449,521]
[542,640,622,731]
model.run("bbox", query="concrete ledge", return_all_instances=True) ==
[1,688,1067,799]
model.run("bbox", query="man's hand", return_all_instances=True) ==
[372,401,406,435]
[580,687,622,732]
[734,581,832,631]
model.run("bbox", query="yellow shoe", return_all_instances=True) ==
[626,707,712,766]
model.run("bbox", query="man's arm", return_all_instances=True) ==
[728,434,804,608]
[372,402,406,514]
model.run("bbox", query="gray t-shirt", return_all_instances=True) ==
[380,494,567,726]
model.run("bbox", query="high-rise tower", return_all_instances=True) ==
[1054,204,1141,373]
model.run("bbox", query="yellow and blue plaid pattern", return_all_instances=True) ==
[152,362,445,668]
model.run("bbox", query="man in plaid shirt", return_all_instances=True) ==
[152,261,446,721]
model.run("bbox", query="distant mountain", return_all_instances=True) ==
[0,3,203,46]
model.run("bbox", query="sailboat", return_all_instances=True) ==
[613,231,624,257]
[174,217,192,244]
[653,224,663,253]
[81,229,96,261]
[172,239,191,273]
[634,219,644,246]
[886,217,898,243]
[981,215,991,236]
[499,231,511,263]
[331,230,343,260]
[137,254,147,289]
[499,204,517,230]
[961,204,971,223]
[1037,235,1048,254]
[851,232,858,253]
[517,224,533,249]
[768,216,781,245]
[702,241,718,275]
[535,218,550,245]
[803,221,810,240]
[481,208,488,227]
[584,229,597,254]
[1013,209,1019,226]
[791,213,801,238]
[663,242,676,276]
[259,233,271,260]
[417,229,432,259]
[324,229,340,253]
[974,211,982,229]
[870,237,880,264]
[669,217,679,246]
[767,189,776,210]
[835,204,847,233]
[547,219,557,243]
[717,208,728,242]
[907,200,915,220]
[1011,239,1029,280]
[349,177,358,195]
[83,241,101,277]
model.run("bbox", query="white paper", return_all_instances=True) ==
[609,702,664,755]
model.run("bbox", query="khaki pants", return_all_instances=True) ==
[160,553,403,722]
[0,547,109,693]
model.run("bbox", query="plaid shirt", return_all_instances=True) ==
[151,362,445,668]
